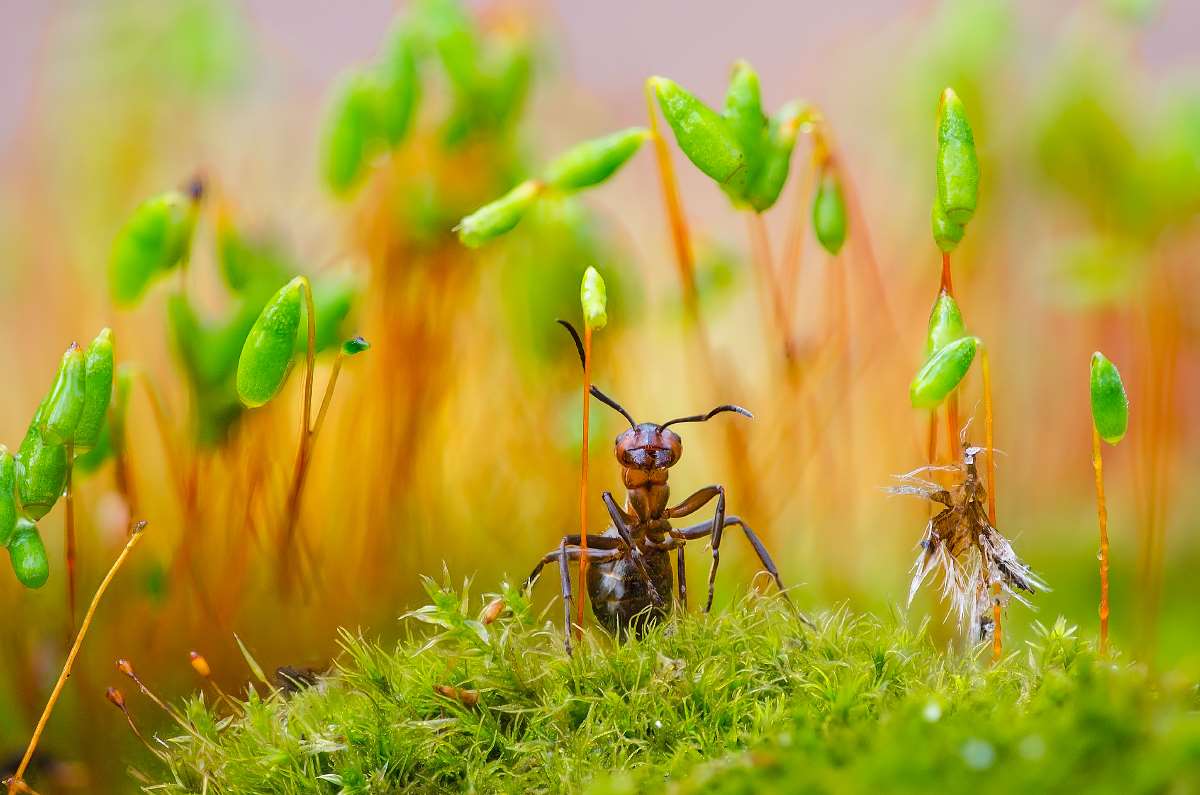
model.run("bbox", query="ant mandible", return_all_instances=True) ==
[523,321,806,653]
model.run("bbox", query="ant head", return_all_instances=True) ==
[557,319,754,471]
[615,423,683,470]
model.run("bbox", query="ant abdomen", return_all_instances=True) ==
[586,542,673,638]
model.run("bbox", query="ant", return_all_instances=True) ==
[523,321,805,653]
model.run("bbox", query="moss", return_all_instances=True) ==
[146,578,1200,794]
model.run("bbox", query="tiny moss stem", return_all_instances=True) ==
[981,347,996,528]
[747,212,796,363]
[279,278,319,592]
[940,251,954,296]
[311,353,346,442]
[992,581,1003,662]
[64,447,76,642]
[577,326,592,637]
[781,148,816,321]
[1092,425,1110,655]
[6,524,145,795]
[946,390,961,462]
[643,78,699,320]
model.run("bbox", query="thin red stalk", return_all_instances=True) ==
[6,525,144,795]
[747,212,795,361]
[981,348,996,527]
[940,251,954,296]
[64,447,76,642]
[1092,426,1110,655]
[577,327,592,636]
[644,79,698,316]
[279,278,318,591]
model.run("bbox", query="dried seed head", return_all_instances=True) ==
[117,659,136,678]
[105,687,126,709]
[189,652,211,679]
[434,684,479,707]
[482,598,506,624]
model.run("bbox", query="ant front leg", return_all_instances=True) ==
[600,492,664,607]
[674,512,810,627]
[666,485,726,613]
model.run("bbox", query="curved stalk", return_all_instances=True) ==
[5,523,145,795]
[279,277,318,590]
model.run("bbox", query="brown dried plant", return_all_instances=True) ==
[889,443,1046,643]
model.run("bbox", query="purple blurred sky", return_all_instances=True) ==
[2,0,1199,157]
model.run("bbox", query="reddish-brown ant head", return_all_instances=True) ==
[615,423,683,470]
[557,319,754,470]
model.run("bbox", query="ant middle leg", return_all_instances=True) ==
[673,514,806,624]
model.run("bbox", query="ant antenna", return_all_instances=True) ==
[661,404,753,428]
[556,320,636,428]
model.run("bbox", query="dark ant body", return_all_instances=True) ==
[523,322,803,653]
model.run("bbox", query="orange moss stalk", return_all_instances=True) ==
[1092,426,1111,654]
[577,324,592,636]
[644,78,698,315]
[5,522,146,795]
[578,267,608,636]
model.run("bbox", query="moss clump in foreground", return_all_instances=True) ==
[147,577,1200,794]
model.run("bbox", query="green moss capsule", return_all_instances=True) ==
[722,61,767,165]
[378,28,419,147]
[910,336,979,409]
[42,343,86,445]
[342,336,371,355]
[652,76,749,193]
[543,128,650,192]
[924,290,966,359]
[746,101,808,213]
[1090,351,1129,445]
[17,425,67,521]
[75,328,115,450]
[109,190,198,306]
[811,166,848,255]
[0,449,16,548]
[456,180,542,247]
[236,277,304,408]
[581,266,608,330]
[8,519,48,589]
[321,71,384,197]
[931,201,965,253]
[936,87,980,225]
